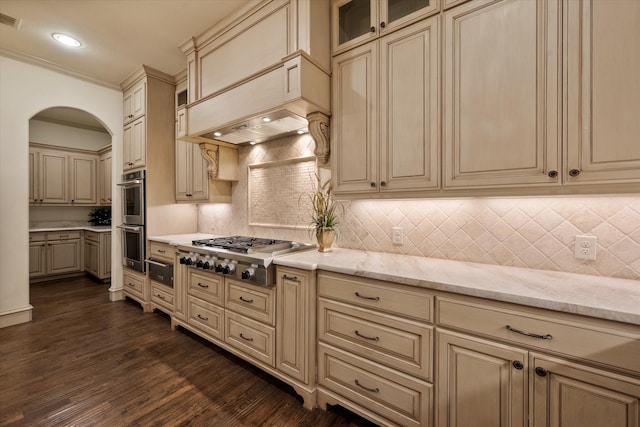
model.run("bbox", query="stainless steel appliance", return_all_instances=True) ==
[118,224,145,273]
[146,258,173,287]
[118,170,146,273]
[177,236,314,287]
[118,170,145,226]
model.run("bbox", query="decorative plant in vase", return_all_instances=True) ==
[307,175,342,252]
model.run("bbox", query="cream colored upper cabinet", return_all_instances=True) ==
[565,0,640,185]
[99,148,112,205]
[69,154,97,205]
[123,79,146,125]
[39,150,69,204]
[123,116,146,171]
[332,0,439,55]
[333,17,439,194]
[443,0,561,189]
[175,140,209,202]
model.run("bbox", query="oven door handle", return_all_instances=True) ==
[117,179,144,186]
[117,225,143,232]
[145,259,171,268]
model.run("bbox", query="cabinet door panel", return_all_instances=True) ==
[71,156,97,204]
[531,354,640,427]
[332,42,378,193]
[444,0,560,188]
[29,150,37,203]
[175,140,190,200]
[565,0,640,183]
[40,152,68,203]
[189,144,209,200]
[380,17,439,190]
[29,243,46,278]
[47,240,81,275]
[436,330,527,427]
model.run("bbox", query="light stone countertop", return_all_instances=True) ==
[274,248,640,326]
[30,222,112,233]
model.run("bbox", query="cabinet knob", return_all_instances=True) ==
[380,21,386,28]
[547,170,558,178]
[370,26,376,33]
[512,360,524,370]
[380,181,386,187]
[569,169,581,177]
[535,367,548,377]
[370,182,376,187]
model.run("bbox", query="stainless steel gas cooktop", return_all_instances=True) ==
[178,235,314,286]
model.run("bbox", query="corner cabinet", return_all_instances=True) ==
[564,0,640,184]
[443,0,561,189]
[332,16,440,194]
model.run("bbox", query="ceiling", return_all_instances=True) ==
[0,0,253,88]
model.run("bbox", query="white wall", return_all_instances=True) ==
[0,56,123,327]
[30,119,110,151]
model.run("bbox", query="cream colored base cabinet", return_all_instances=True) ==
[29,241,47,278]
[84,231,111,281]
[317,271,434,426]
[123,268,151,312]
[47,239,81,275]
[276,267,317,407]
[435,295,640,427]
[436,330,527,427]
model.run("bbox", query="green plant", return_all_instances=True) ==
[304,175,343,237]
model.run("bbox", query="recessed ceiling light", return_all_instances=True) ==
[297,129,306,135]
[262,117,271,123]
[249,141,257,145]
[213,131,222,137]
[52,33,82,47]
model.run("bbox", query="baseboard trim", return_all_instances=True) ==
[0,305,33,328]
[109,288,124,301]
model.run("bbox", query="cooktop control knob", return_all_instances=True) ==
[202,256,212,270]
[196,259,204,268]
[241,268,255,280]
[179,256,187,264]
[215,263,224,273]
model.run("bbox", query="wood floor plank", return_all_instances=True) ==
[0,277,376,426]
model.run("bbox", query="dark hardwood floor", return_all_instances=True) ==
[0,276,376,427]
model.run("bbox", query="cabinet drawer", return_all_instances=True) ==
[318,343,432,427]
[188,269,224,305]
[123,271,144,298]
[318,271,433,322]
[225,311,275,367]
[29,232,46,242]
[319,298,433,381]
[436,296,640,373]
[47,231,81,240]
[188,296,224,340]
[84,230,100,242]
[225,279,275,326]
[151,283,174,311]
[149,242,174,261]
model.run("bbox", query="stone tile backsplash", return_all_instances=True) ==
[198,135,640,280]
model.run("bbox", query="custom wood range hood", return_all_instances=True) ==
[178,0,331,167]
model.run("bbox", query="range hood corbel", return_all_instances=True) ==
[199,143,239,181]
[307,111,330,165]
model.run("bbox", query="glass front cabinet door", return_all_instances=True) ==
[332,0,438,54]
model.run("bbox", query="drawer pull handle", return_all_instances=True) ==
[354,379,379,393]
[283,274,298,281]
[197,282,209,288]
[355,292,380,301]
[239,296,254,303]
[535,367,548,377]
[127,282,135,287]
[506,325,552,340]
[197,314,208,321]
[157,249,166,253]
[240,333,253,342]
[157,294,165,300]
[512,360,524,370]
[355,330,379,341]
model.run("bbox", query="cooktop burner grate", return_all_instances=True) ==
[192,236,292,254]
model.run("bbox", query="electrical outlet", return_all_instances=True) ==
[392,227,403,245]
[575,235,597,260]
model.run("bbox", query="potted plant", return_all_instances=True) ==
[307,176,342,252]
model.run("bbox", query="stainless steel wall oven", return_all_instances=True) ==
[118,170,145,273]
